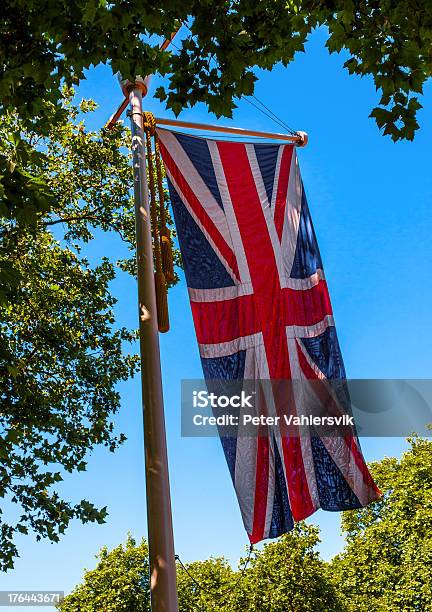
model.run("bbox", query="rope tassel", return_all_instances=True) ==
[160,227,175,284]
[155,134,175,283]
[143,111,170,333]
[154,270,169,333]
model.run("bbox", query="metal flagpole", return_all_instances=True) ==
[128,81,179,611]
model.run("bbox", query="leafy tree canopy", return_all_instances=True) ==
[329,434,432,611]
[1,0,430,142]
[1,1,428,286]
[59,525,342,611]
[0,93,177,570]
[59,437,432,611]
[58,535,151,612]
[230,524,343,612]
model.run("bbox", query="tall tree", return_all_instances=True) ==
[0,93,177,570]
[58,536,151,612]
[329,435,432,611]
[229,524,343,612]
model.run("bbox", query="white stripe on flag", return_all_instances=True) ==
[198,332,263,359]
[188,283,254,303]
[234,349,260,535]
[270,146,284,213]
[207,140,252,287]
[287,336,320,511]
[280,151,303,285]
[286,314,335,339]
[295,338,377,505]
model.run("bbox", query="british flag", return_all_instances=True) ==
[157,128,380,544]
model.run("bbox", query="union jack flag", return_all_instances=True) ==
[157,128,380,544]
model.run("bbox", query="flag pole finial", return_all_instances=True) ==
[119,74,151,97]
[296,131,309,147]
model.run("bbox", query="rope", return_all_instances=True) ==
[154,132,175,283]
[143,112,162,274]
[250,95,298,136]
[142,111,170,332]
[175,544,254,604]
[180,20,298,136]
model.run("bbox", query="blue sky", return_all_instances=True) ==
[1,25,431,605]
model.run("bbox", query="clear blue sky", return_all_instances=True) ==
[1,25,431,605]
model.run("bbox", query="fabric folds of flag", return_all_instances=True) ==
[157,127,381,544]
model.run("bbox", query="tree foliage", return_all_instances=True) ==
[176,556,238,612]
[0,230,134,568]
[0,94,180,570]
[1,2,429,291]
[1,0,430,141]
[59,535,151,612]
[59,437,432,610]
[329,435,432,611]
[60,525,342,611]
[229,524,343,612]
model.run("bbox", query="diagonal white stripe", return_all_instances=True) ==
[207,141,252,286]
[164,168,238,283]
[270,146,284,213]
[236,348,277,540]
[295,338,377,505]
[287,336,320,510]
[280,151,303,285]
[234,349,259,535]
[156,128,236,253]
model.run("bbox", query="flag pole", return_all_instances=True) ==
[128,81,179,611]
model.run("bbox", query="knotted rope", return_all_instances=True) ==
[142,111,174,333]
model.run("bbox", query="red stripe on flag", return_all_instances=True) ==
[191,294,260,345]
[282,281,333,328]
[190,282,332,351]
[280,435,316,521]
[250,428,270,544]
[216,141,315,524]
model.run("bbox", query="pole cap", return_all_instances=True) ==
[296,131,308,147]
[118,74,151,97]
